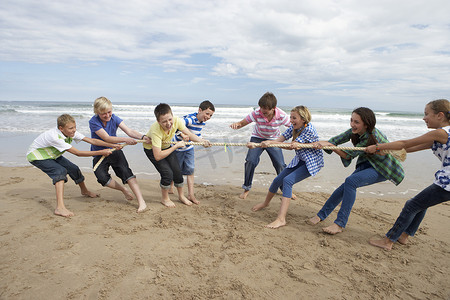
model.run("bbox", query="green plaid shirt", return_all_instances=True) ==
[326,128,404,185]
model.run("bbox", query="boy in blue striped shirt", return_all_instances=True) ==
[170,100,215,204]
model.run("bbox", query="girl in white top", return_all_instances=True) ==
[366,99,450,250]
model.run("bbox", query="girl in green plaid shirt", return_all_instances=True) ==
[308,107,405,234]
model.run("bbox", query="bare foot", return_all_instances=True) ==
[122,189,134,201]
[252,202,268,212]
[291,193,297,200]
[239,190,250,199]
[307,215,321,225]
[398,232,410,245]
[179,196,193,206]
[369,237,393,251]
[137,203,147,213]
[188,195,200,205]
[322,223,343,235]
[54,207,74,217]
[265,219,286,229]
[81,190,99,198]
[161,199,176,208]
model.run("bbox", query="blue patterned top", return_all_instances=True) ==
[282,123,324,176]
[432,126,450,191]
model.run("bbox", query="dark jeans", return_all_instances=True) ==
[30,156,84,185]
[386,183,450,242]
[93,150,135,186]
[144,148,183,189]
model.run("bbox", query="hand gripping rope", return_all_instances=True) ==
[93,140,406,171]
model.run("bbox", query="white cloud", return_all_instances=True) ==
[0,0,449,109]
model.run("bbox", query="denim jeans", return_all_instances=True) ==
[30,156,84,185]
[317,161,387,228]
[243,136,286,191]
[93,150,135,186]
[144,148,184,189]
[386,183,450,241]
[175,148,195,175]
[269,161,310,198]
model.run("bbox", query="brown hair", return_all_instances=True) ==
[199,100,215,111]
[351,107,378,146]
[154,103,172,121]
[258,92,277,109]
[427,99,450,121]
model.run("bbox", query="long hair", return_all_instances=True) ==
[291,105,311,141]
[351,107,378,146]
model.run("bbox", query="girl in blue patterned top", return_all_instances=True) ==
[367,99,450,251]
[251,106,324,228]
[308,107,405,235]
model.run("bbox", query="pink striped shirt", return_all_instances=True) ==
[245,107,290,139]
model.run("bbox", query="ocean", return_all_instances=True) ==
[0,100,437,197]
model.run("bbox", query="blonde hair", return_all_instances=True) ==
[291,105,311,140]
[93,96,113,115]
[57,114,75,128]
[427,99,450,121]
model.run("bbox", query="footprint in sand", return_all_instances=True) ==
[0,177,24,186]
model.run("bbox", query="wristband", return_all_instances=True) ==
[375,144,380,153]
[141,135,145,140]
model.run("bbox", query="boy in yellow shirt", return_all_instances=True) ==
[143,103,211,207]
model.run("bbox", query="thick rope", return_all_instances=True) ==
[162,141,366,150]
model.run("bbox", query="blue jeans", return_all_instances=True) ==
[269,161,310,198]
[30,156,84,185]
[317,161,387,228]
[175,148,195,175]
[386,183,450,242]
[243,136,286,191]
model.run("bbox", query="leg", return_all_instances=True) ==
[127,177,147,212]
[78,181,99,198]
[267,164,310,228]
[166,151,192,206]
[266,197,290,228]
[54,180,74,217]
[384,184,449,242]
[161,187,175,207]
[241,137,264,198]
[252,167,294,211]
[186,174,199,204]
[265,145,286,193]
[106,179,134,201]
[324,163,386,233]
[145,148,178,207]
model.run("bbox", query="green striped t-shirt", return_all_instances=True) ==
[26,128,84,162]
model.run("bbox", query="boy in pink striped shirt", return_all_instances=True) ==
[230,92,290,199]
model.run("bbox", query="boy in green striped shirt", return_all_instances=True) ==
[27,114,120,217]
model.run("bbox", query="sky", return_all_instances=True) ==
[1,0,449,112]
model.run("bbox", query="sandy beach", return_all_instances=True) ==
[0,164,449,299]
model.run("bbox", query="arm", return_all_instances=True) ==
[230,119,249,130]
[314,141,350,160]
[119,122,151,144]
[180,128,211,147]
[82,137,123,150]
[258,135,287,148]
[152,141,186,161]
[366,129,447,154]
[66,146,113,157]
